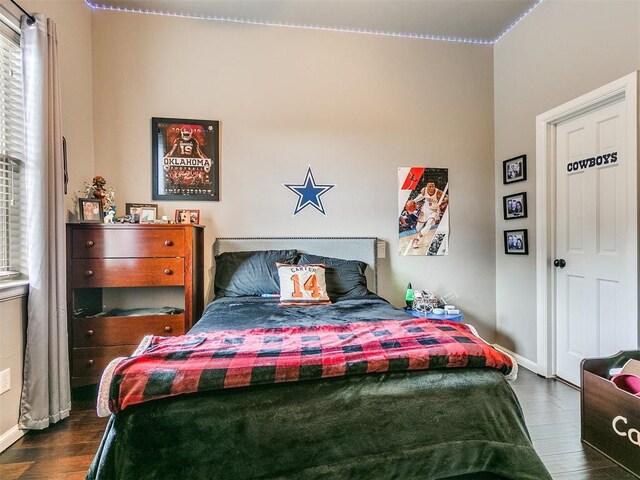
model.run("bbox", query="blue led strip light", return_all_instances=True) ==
[84,0,544,45]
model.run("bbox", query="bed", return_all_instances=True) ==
[87,237,550,480]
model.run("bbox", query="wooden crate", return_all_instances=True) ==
[581,350,640,478]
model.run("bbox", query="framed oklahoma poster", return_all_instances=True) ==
[152,117,219,201]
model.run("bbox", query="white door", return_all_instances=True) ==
[555,98,634,386]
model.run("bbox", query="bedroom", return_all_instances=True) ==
[0,0,639,478]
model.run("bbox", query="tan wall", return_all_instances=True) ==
[90,10,497,337]
[0,292,27,449]
[23,0,95,217]
[494,0,640,361]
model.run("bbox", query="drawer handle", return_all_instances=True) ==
[85,270,94,277]
[164,240,173,246]
[87,359,94,366]
[86,329,94,337]
[164,269,172,275]
[164,326,172,333]
[86,240,94,247]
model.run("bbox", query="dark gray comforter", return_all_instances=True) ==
[190,293,414,332]
[87,295,550,480]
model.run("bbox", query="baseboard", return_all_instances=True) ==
[493,344,538,374]
[0,424,24,453]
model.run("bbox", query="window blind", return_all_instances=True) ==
[0,26,24,278]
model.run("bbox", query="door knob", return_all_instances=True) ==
[553,259,566,268]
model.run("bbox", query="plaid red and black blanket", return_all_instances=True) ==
[97,319,516,416]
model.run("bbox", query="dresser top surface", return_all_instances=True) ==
[67,223,204,229]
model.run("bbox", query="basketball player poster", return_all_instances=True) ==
[398,167,449,256]
[152,117,220,201]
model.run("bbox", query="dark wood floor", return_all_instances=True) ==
[512,368,637,479]
[0,390,107,480]
[0,368,636,479]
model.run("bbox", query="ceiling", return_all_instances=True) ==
[87,0,542,44]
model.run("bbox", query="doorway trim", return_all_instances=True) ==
[535,71,638,377]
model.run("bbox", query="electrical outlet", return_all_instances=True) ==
[376,240,386,258]
[0,368,10,395]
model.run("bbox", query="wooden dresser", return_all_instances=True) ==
[66,223,204,387]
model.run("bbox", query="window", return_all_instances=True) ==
[0,25,25,278]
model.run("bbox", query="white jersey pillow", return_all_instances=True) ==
[277,263,331,306]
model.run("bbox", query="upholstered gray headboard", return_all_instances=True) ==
[213,237,378,293]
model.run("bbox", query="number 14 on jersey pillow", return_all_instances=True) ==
[277,263,331,306]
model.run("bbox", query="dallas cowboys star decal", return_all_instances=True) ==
[284,166,335,216]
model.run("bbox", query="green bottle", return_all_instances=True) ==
[405,282,414,309]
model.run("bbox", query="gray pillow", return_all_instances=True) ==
[296,253,369,299]
[214,249,297,297]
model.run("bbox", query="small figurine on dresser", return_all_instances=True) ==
[89,175,107,203]
[77,175,116,223]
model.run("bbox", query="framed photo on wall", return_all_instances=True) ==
[79,198,103,223]
[152,117,220,201]
[175,209,200,225]
[503,192,527,220]
[504,229,528,255]
[503,154,527,184]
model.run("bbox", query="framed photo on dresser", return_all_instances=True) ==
[125,203,158,223]
[175,209,200,225]
[152,117,220,202]
[78,198,103,223]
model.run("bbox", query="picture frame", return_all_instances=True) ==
[78,198,103,223]
[503,154,527,184]
[139,206,158,223]
[503,192,528,220]
[504,229,528,255]
[125,203,158,223]
[174,209,200,225]
[152,117,220,201]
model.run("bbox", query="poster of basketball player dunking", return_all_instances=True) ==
[152,117,219,201]
[398,167,449,256]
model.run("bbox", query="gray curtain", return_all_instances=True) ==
[19,14,70,430]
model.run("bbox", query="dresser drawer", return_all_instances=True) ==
[73,314,185,347]
[72,345,137,379]
[72,258,185,287]
[72,228,185,258]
